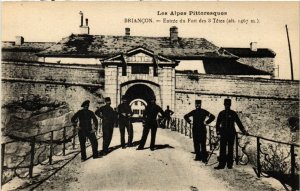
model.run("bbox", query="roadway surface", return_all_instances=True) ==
[36,123,281,191]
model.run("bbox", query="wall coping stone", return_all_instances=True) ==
[175,89,299,101]
[2,78,103,88]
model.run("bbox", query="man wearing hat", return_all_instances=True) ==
[71,100,99,161]
[95,97,116,155]
[117,95,133,148]
[215,98,249,169]
[163,105,174,129]
[184,99,215,162]
[137,96,165,151]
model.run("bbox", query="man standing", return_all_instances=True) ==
[117,95,133,148]
[71,100,99,161]
[215,98,249,169]
[184,100,215,162]
[95,97,116,155]
[164,105,174,129]
[137,96,165,151]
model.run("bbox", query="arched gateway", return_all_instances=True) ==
[101,47,178,112]
[124,83,156,104]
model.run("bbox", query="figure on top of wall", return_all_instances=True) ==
[214,98,249,170]
[184,99,215,163]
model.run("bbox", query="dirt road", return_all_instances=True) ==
[36,122,281,191]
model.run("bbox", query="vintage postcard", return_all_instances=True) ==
[1,2,299,191]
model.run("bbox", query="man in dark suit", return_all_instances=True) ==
[163,105,174,129]
[95,97,116,155]
[184,100,215,162]
[117,95,133,148]
[215,98,249,169]
[137,96,165,151]
[71,100,99,161]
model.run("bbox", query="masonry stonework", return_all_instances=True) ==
[2,81,103,113]
[175,74,299,142]
[2,60,299,143]
[175,74,299,99]
[103,48,177,110]
[2,61,104,85]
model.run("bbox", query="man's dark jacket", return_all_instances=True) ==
[216,109,246,135]
[71,109,98,133]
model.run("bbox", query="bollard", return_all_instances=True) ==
[63,127,66,156]
[29,137,36,178]
[172,118,176,131]
[172,118,174,131]
[49,131,53,165]
[256,137,261,178]
[235,134,239,165]
[1,144,5,185]
[181,120,184,134]
[72,126,76,149]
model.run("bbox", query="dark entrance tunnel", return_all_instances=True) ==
[124,84,155,105]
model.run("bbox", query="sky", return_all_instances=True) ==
[1,2,299,80]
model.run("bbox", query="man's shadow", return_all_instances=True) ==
[97,140,141,157]
[97,145,122,157]
[131,140,141,147]
[154,144,174,150]
[143,144,174,150]
[95,142,174,158]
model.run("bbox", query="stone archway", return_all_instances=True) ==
[124,84,155,105]
[123,84,156,121]
[120,80,162,107]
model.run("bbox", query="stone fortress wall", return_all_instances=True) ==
[2,62,299,141]
[175,74,299,142]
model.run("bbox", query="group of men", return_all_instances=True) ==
[71,95,249,170]
[184,98,249,170]
[71,95,166,161]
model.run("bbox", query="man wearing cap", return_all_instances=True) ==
[137,96,165,151]
[215,98,249,169]
[163,105,174,129]
[117,95,133,148]
[184,100,215,162]
[71,100,99,161]
[95,97,116,155]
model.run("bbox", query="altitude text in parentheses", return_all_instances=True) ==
[226,18,235,24]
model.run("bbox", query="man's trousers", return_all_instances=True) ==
[119,119,133,147]
[102,122,114,153]
[138,122,158,149]
[78,130,98,159]
[192,128,207,159]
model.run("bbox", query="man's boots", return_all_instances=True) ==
[214,163,226,170]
